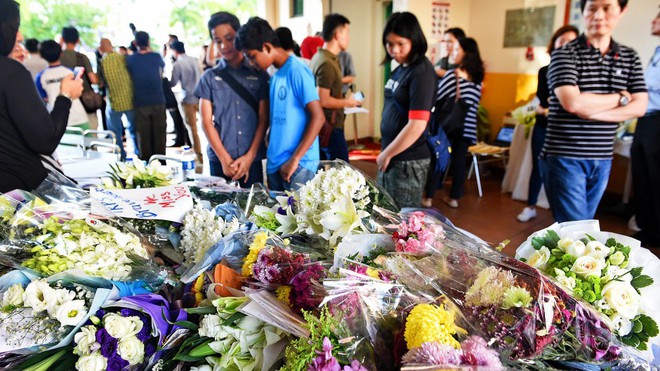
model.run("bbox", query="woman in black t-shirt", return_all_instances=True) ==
[516,25,578,222]
[377,12,437,208]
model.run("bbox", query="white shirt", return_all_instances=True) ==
[23,54,49,81]
[35,65,88,127]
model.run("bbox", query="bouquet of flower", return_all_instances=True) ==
[178,202,244,268]
[389,219,651,368]
[282,306,369,371]
[250,195,297,235]
[72,294,184,371]
[101,160,174,189]
[516,221,660,359]
[0,196,163,284]
[391,211,445,255]
[0,270,112,355]
[164,296,288,371]
[511,98,538,138]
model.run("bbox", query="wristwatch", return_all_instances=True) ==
[618,92,629,107]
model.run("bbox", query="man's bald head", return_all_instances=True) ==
[99,38,113,53]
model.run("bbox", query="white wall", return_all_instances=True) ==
[277,0,324,42]
[331,0,386,140]
[613,0,658,68]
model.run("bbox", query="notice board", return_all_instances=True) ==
[503,6,556,48]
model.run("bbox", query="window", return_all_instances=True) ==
[291,0,303,17]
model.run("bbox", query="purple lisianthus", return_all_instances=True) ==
[121,308,138,317]
[144,341,157,358]
[136,315,151,342]
[100,336,118,359]
[95,309,106,318]
[106,355,129,371]
[96,327,111,344]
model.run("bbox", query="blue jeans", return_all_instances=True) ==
[209,158,263,188]
[527,123,547,206]
[540,156,611,222]
[106,104,136,160]
[320,128,349,162]
[267,165,316,192]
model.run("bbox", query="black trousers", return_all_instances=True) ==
[425,137,470,199]
[631,111,660,241]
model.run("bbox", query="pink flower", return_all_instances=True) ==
[460,336,503,369]
[402,342,461,366]
[308,337,341,371]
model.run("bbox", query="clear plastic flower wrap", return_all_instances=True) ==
[389,217,652,368]
[516,220,660,365]
[0,179,171,286]
[0,270,113,356]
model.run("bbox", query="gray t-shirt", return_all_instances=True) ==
[171,54,202,105]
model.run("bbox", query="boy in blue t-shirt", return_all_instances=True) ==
[235,17,324,191]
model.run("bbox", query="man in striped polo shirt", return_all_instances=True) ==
[541,0,648,222]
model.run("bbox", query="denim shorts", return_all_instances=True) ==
[377,158,430,209]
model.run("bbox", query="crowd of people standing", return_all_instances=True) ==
[0,0,657,247]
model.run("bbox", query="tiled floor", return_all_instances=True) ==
[349,159,653,258]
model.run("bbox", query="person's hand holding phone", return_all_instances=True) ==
[60,73,84,100]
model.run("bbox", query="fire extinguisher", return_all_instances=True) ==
[526,46,534,61]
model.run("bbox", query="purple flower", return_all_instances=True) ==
[96,328,110,344]
[106,355,129,371]
[343,360,368,371]
[290,263,326,312]
[460,336,503,369]
[95,309,106,318]
[402,342,461,366]
[308,337,341,371]
[121,308,138,317]
[100,336,118,359]
[144,341,157,358]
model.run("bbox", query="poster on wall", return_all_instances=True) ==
[567,0,585,30]
[503,6,556,47]
[431,2,450,40]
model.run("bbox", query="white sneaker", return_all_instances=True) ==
[517,207,537,222]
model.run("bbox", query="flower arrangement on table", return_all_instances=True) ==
[517,222,659,354]
[101,161,173,189]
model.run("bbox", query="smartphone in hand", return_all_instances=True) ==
[73,67,85,80]
[354,91,365,101]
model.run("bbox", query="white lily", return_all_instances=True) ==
[320,195,368,246]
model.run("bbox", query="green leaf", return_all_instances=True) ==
[531,237,545,250]
[606,238,617,248]
[630,275,653,292]
[639,314,659,337]
[171,320,200,330]
[547,229,561,244]
[629,267,643,278]
[621,334,640,348]
[584,233,597,242]
[185,306,218,315]
[222,311,246,326]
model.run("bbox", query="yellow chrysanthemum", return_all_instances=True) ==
[242,232,269,277]
[404,304,464,349]
[276,285,292,303]
[366,268,380,279]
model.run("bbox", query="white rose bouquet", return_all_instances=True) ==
[516,221,660,355]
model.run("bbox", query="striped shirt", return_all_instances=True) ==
[544,34,647,159]
[101,52,133,112]
[436,69,482,144]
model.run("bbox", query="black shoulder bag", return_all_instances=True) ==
[212,67,259,115]
[75,53,103,113]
